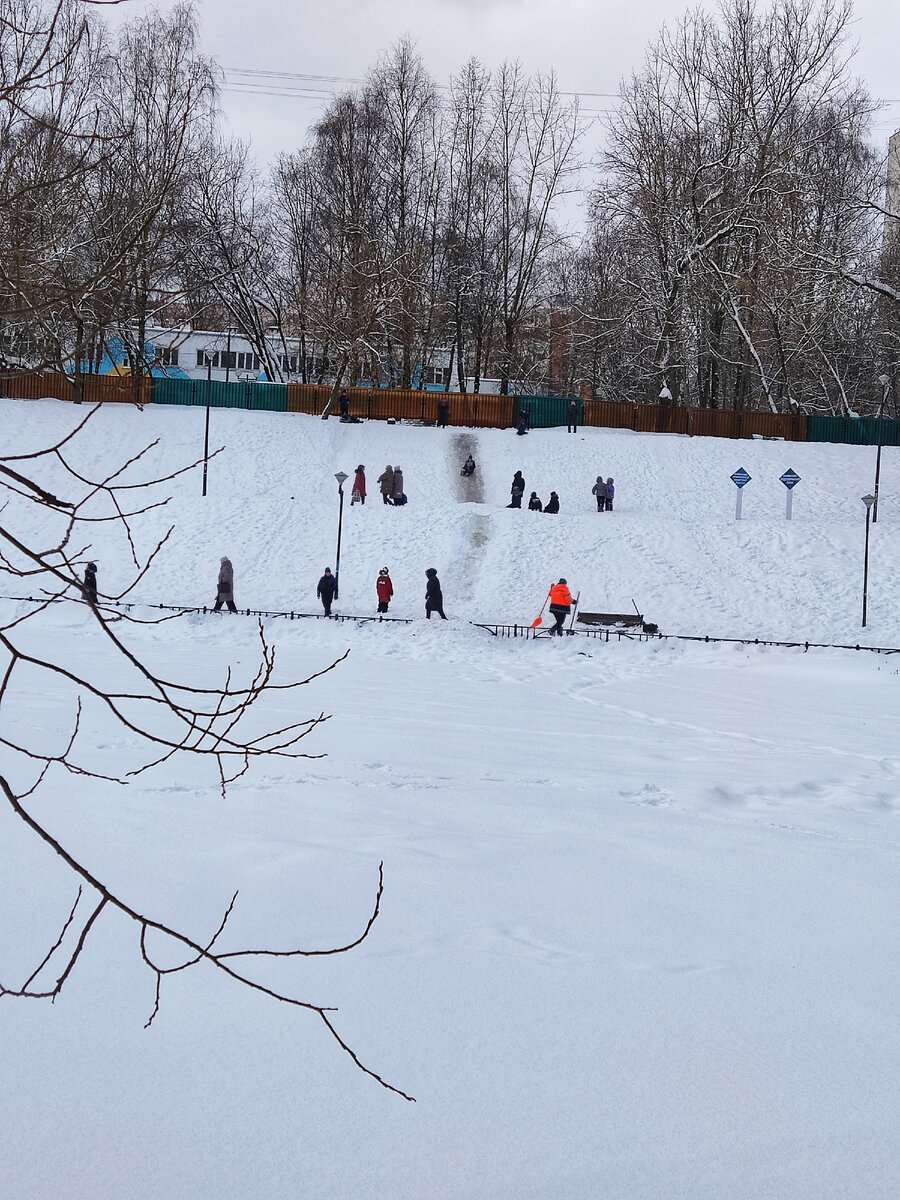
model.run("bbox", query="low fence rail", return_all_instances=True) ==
[3,595,897,653]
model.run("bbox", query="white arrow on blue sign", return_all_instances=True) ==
[730,467,751,488]
[779,468,801,489]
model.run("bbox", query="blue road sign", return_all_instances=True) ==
[780,469,801,490]
[730,467,751,488]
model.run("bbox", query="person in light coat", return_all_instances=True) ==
[213,557,237,612]
[391,466,405,504]
[377,465,394,504]
[592,476,608,511]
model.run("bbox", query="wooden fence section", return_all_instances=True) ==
[285,383,517,428]
[1,371,150,405]
[580,400,804,440]
[1,372,807,441]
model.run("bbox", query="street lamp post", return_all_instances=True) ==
[861,493,875,627]
[202,352,212,497]
[873,374,890,523]
[334,471,349,596]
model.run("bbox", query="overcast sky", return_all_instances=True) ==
[116,0,900,194]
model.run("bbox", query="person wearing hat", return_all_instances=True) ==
[351,465,366,505]
[376,567,393,613]
[391,465,405,505]
[82,561,98,606]
[317,567,338,616]
[425,568,447,620]
[548,577,573,636]
[544,491,560,513]
[213,556,237,612]
[377,464,394,504]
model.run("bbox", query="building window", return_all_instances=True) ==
[221,351,236,370]
[197,349,219,368]
[156,346,179,367]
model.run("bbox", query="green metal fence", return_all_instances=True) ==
[154,377,287,411]
[515,395,581,428]
[806,415,900,446]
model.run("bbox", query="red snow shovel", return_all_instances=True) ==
[531,592,550,628]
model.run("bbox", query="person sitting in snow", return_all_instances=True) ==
[461,454,476,476]
[528,491,543,511]
[544,491,560,513]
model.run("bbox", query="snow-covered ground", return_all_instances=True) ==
[2,398,900,1200]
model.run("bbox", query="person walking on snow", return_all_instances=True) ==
[351,465,366,505]
[592,476,607,511]
[213,556,237,612]
[544,491,560,513]
[567,400,578,433]
[376,567,393,613]
[377,464,394,504]
[605,477,615,511]
[391,465,405,505]
[425,568,447,619]
[548,578,573,636]
[528,491,543,511]
[508,470,525,508]
[82,561,98,606]
[317,567,338,616]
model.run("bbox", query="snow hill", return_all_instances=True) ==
[2,397,900,1200]
[4,396,900,642]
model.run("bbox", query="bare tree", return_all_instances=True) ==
[0,407,414,1101]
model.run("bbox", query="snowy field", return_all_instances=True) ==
[2,397,900,1200]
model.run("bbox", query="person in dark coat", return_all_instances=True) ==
[516,413,528,436]
[376,567,393,613]
[605,477,615,511]
[82,561,98,605]
[567,399,578,433]
[425,568,447,619]
[527,491,542,511]
[508,470,525,508]
[339,389,350,419]
[548,578,573,635]
[591,476,607,511]
[317,567,338,616]
[544,491,560,513]
[377,464,394,504]
[351,465,366,505]
[213,556,237,612]
[461,454,476,476]
[437,397,450,428]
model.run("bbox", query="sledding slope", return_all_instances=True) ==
[4,396,899,643]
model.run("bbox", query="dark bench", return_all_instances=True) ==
[577,611,659,634]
